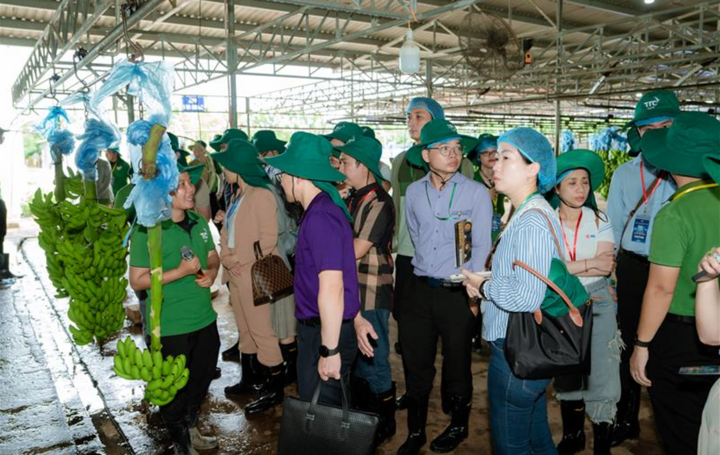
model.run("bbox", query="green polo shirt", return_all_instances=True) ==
[129,211,217,336]
[649,180,720,316]
[110,158,132,196]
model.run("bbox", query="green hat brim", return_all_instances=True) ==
[265,151,346,182]
[178,163,204,186]
[703,155,720,185]
[210,151,267,180]
[556,149,605,191]
[209,130,249,152]
[641,128,710,178]
[406,135,478,168]
[335,146,387,183]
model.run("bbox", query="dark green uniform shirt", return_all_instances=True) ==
[110,158,132,196]
[129,211,217,336]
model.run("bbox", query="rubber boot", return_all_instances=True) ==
[350,375,373,412]
[557,400,587,455]
[187,406,218,450]
[430,395,470,453]
[610,385,640,446]
[372,383,397,447]
[0,253,19,280]
[222,341,240,362]
[280,341,298,385]
[224,353,264,398]
[593,422,613,455]
[244,363,284,414]
[165,420,198,455]
[397,394,428,455]
[396,391,409,410]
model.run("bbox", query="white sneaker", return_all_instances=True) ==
[189,426,219,450]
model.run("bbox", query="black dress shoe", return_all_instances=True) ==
[222,341,240,362]
[213,367,221,380]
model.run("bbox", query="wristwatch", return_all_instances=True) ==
[634,336,651,348]
[319,345,340,357]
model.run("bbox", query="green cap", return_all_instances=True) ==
[177,162,204,186]
[335,135,386,183]
[252,130,287,154]
[209,128,249,152]
[406,119,478,168]
[624,90,680,130]
[210,139,270,188]
[107,146,120,154]
[703,154,720,185]
[541,259,590,317]
[265,132,346,182]
[547,149,605,210]
[641,112,719,178]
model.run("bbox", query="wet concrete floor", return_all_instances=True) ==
[1,228,663,454]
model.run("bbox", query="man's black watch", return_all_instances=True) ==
[319,345,340,357]
[634,336,651,348]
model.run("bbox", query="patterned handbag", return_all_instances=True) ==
[251,241,294,306]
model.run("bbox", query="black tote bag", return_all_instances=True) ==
[277,377,379,455]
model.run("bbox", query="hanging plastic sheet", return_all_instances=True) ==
[124,114,179,227]
[47,129,76,162]
[560,130,575,154]
[90,59,174,121]
[590,126,628,153]
[35,106,70,139]
[75,119,120,181]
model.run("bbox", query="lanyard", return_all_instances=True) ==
[671,182,719,202]
[640,161,663,205]
[111,161,118,174]
[226,196,241,223]
[349,186,378,214]
[425,181,457,221]
[559,210,583,261]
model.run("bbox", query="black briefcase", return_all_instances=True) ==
[277,377,379,455]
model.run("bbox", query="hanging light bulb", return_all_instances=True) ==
[399,29,420,74]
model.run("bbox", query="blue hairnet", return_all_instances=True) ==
[124,114,178,227]
[75,118,119,181]
[405,97,445,120]
[498,127,556,194]
[634,115,674,127]
[476,136,498,153]
[560,130,575,154]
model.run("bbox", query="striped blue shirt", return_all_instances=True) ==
[483,196,565,341]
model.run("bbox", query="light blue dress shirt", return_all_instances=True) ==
[405,172,492,279]
[606,154,676,257]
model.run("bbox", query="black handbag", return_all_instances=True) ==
[277,377,379,455]
[503,210,594,380]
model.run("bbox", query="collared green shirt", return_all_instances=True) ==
[649,180,720,316]
[110,158,132,196]
[129,211,217,336]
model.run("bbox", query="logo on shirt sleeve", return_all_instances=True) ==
[200,229,209,242]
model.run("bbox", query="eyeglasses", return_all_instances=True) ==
[483,151,499,158]
[429,145,464,157]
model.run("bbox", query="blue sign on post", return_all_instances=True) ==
[182,95,205,112]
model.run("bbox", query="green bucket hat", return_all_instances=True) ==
[547,149,605,210]
[168,132,191,158]
[265,132,351,220]
[704,154,720,185]
[640,112,720,178]
[623,90,680,131]
[210,139,270,188]
[406,119,478,168]
[467,133,498,164]
[361,126,383,147]
[209,128,249,152]
[252,130,287,154]
[324,122,364,158]
[540,259,591,317]
[335,135,386,183]
[177,162,205,186]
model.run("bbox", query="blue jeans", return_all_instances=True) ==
[353,309,392,394]
[488,339,558,455]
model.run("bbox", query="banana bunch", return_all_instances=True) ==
[113,336,190,407]
[28,171,131,346]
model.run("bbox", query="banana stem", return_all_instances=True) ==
[148,224,163,352]
[83,178,97,202]
[53,151,66,202]
[142,124,167,179]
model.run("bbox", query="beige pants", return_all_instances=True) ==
[228,271,283,367]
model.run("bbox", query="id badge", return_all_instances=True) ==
[491,214,502,234]
[631,215,651,244]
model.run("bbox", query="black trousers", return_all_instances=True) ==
[393,254,414,322]
[647,317,720,454]
[297,320,357,406]
[159,321,220,425]
[0,198,6,257]
[399,275,476,398]
[616,251,650,416]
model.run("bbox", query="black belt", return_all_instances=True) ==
[298,317,354,328]
[417,275,464,289]
[620,250,649,264]
[665,313,695,325]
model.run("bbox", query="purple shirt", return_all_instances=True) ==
[294,192,360,321]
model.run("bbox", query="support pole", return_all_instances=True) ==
[554,0,563,155]
[126,94,135,125]
[425,61,434,97]
[226,0,238,128]
[245,97,251,135]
